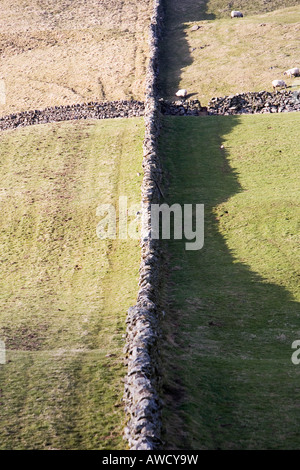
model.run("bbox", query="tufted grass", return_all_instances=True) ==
[0,0,152,117]
[160,112,300,449]
[0,118,144,449]
[159,1,300,105]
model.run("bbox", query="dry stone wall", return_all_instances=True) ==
[160,98,208,116]
[208,90,300,115]
[159,91,300,117]
[1,90,297,133]
[123,0,164,451]
[0,101,144,131]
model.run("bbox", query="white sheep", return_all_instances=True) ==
[272,79,287,91]
[284,67,300,78]
[231,11,243,18]
[175,89,188,98]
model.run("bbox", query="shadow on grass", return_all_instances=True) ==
[159,115,300,450]
[159,0,215,99]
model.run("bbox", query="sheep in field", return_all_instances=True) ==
[175,89,188,99]
[231,11,243,18]
[272,79,287,91]
[284,68,300,78]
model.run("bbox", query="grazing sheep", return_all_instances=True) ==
[284,67,300,78]
[231,11,243,18]
[175,89,188,98]
[272,79,287,91]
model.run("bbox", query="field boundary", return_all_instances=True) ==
[0,101,145,131]
[1,90,299,133]
[123,0,164,450]
[208,90,300,115]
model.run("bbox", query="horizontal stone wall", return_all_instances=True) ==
[160,99,208,116]
[0,100,145,131]
[1,91,299,133]
[208,90,300,115]
[123,0,164,451]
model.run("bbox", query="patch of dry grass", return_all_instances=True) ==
[160,2,300,105]
[0,0,152,116]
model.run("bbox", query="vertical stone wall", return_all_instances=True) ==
[123,0,164,451]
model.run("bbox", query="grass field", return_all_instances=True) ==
[159,113,300,449]
[0,118,144,449]
[159,1,300,104]
[0,0,152,116]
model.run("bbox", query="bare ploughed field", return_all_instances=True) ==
[0,0,152,117]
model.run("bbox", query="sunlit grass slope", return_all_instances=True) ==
[0,0,152,116]
[0,118,144,449]
[160,1,300,104]
[160,113,300,449]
